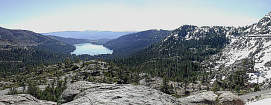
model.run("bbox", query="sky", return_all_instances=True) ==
[1,0,271,33]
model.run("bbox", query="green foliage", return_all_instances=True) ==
[160,77,174,94]
[27,79,67,102]
[254,84,261,92]
[7,87,19,95]
[27,82,41,98]
[0,47,95,76]
[211,68,253,94]
[211,83,218,92]
[0,47,72,75]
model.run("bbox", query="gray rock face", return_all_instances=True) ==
[0,94,56,105]
[218,92,239,102]
[61,81,179,105]
[179,91,218,105]
[217,92,244,105]
[61,81,98,102]
[179,91,244,105]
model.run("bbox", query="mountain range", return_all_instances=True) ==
[117,11,271,87]
[0,10,271,105]
[43,31,135,40]
[47,35,94,45]
[0,27,75,53]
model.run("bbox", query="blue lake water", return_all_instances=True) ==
[71,43,113,56]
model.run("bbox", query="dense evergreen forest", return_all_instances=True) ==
[0,27,91,75]
[109,31,229,83]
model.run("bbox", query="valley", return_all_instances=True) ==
[1,1,271,104]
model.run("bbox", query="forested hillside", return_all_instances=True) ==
[0,27,77,75]
[112,25,234,83]
[104,29,170,57]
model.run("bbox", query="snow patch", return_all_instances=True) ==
[213,35,271,83]
[247,98,271,105]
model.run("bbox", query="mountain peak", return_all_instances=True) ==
[247,11,271,34]
[258,11,271,24]
[265,11,271,18]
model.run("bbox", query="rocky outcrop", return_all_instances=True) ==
[0,85,48,96]
[0,82,245,105]
[61,81,180,105]
[179,91,218,105]
[218,92,241,105]
[61,81,102,102]
[139,77,209,96]
[0,94,56,105]
[179,91,244,105]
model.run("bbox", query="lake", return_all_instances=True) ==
[71,43,113,56]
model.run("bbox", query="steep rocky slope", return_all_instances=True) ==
[207,11,271,84]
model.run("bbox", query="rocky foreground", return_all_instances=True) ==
[0,94,56,105]
[0,81,245,105]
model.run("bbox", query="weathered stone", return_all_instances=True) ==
[218,91,244,105]
[179,91,218,105]
[61,81,180,105]
[0,94,56,105]
[61,81,100,102]
[179,91,245,105]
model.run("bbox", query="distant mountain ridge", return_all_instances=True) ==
[47,35,94,45]
[43,30,135,40]
[0,27,55,47]
[0,27,75,53]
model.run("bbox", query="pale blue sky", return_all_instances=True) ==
[1,0,271,33]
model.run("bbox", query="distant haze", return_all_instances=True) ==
[43,31,135,40]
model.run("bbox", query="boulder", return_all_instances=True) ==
[218,91,244,105]
[61,81,180,105]
[179,91,245,105]
[61,81,100,102]
[0,94,56,105]
[179,91,218,105]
